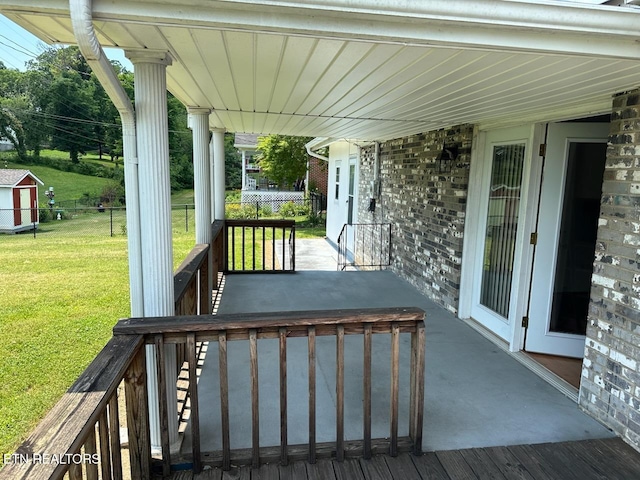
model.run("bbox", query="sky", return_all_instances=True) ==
[0,14,133,71]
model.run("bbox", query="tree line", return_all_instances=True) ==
[0,46,242,191]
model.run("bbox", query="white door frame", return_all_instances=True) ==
[460,123,545,352]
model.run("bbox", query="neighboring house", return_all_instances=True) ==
[2,0,640,456]
[0,169,43,233]
[307,156,328,197]
[234,133,260,190]
[235,133,328,195]
[0,139,15,152]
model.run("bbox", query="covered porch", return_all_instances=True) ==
[205,268,613,453]
[2,229,640,480]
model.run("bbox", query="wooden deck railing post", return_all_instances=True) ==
[250,329,260,468]
[308,326,316,464]
[363,324,372,459]
[218,331,231,470]
[187,333,202,473]
[124,345,151,480]
[336,325,345,462]
[108,395,124,480]
[410,321,426,455]
[84,428,98,480]
[98,410,112,480]
[68,459,83,480]
[390,323,400,457]
[211,220,224,285]
[154,335,171,478]
[279,327,288,465]
[199,246,210,315]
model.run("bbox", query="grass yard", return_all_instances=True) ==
[2,159,113,205]
[0,227,196,465]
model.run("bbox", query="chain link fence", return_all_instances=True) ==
[1,193,327,239]
[0,204,195,238]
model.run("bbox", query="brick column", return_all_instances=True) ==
[580,89,640,452]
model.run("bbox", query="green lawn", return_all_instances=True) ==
[0,227,195,464]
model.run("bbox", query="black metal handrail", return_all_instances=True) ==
[337,223,392,271]
[225,219,296,273]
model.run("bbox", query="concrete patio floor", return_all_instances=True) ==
[182,239,613,456]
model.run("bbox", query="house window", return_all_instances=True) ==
[335,165,341,200]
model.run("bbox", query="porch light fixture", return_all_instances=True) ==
[436,143,459,173]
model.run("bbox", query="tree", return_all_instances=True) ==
[42,72,96,162]
[0,63,29,159]
[0,105,27,159]
[256,135,312,189]
[24,46,99,161]
[225,133,242,189]
[167,94,194,191]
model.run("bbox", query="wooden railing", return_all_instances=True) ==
[174,219,226,317]
[115,307,425,474]
[225,219,295,273]
[0,334,150,480]
[0,307,425,479]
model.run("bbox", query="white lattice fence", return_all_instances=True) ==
[240,191,305,212]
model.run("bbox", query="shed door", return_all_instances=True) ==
[20,189,31,226]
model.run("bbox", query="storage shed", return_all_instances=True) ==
[0,169,44,233]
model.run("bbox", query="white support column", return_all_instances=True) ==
[188,108,213,312]
[241,150,247,190]
[126,50,179,453]
[212,129,226,220]
[188,108,212,245]
[209,134,216,223]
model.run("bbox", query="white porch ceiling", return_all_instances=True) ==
[2,0,640,141]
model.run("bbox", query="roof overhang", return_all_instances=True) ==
[1,0,639,140]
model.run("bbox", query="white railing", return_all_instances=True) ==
[244,176,257,190]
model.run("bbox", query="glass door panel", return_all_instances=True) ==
[480,144,526,318]
[549,142,606,335]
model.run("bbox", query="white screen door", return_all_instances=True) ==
[525,122,609,357]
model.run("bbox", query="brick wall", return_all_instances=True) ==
[357,125,473,314]
[580,89,640,451]
[308,157,328,196]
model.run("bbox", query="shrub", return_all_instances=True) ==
[259,205,273,217]
[39,209,52,223]
[279,201,297,218]
[304,211,325,227]
[226,203,257,220]
[100,182,125,206]
[295,203,311,217]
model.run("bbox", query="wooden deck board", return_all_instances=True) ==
[383,453,422,480]
[169,438,640,480]
[461,448,509,480]
[481,446,536,480]
[410,451,451,480]
[305,459,337,480]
